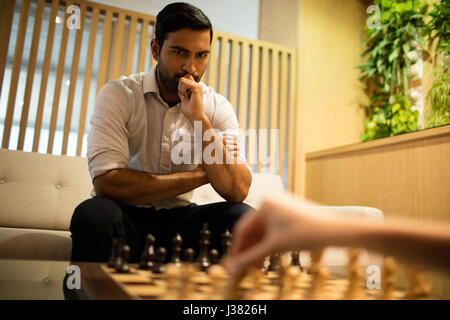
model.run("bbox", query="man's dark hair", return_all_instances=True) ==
[155,2,213,48]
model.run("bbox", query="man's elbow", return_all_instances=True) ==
[93,170,119,199]
[227,179,250,203]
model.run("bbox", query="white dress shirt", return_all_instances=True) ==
[87,66,250,209]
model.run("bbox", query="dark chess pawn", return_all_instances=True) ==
[197,223,211,271]
[171,233,183,267]
[107,238,121,268]
[209,249,219,265]
[184,248,195,263]
[139,234,156,270]
[152,247,166,274]
[291,250,303,271]
[268,252,281,272]
[115,244,131,273]
[222,229,232,255]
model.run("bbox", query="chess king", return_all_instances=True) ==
[69,2,253,263]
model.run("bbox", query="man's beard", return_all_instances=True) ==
[157,61,202,93]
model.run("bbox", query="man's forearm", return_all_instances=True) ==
[93,168,209,206]
[322,218,450,271]
[198,117,252,203]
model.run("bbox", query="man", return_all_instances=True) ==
[70,2,252,263]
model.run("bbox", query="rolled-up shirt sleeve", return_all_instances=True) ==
[87,80,131,181]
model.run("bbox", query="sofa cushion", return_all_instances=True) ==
[0,227,71,261]
[0,149,92,231]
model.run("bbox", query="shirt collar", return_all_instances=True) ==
[143,65,159,94]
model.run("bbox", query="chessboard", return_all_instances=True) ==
[75,224,437,300]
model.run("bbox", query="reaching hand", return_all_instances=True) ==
[226,193,328,275]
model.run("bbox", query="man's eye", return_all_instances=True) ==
[197,52,209,58]
[174,50,185,55]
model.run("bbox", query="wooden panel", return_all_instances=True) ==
[246,43,259,169]
[17,0,45,150]
[287,52,297,191]
[278,52,288,178]
[47,1,71,154]
[227,39,238,109]
[76,6,99,156]
[0,0,15,97]
[257,46,269,173]
[61,3,86,155]
[207,34,218,88]
[96,10,113,93]
[32,0,59,152]
[137,19,149,73]
[269,50,280,174]
[150,22,157,68]
[1,0,30,149]
[217,36,228,96]
[126,16,137,75]
[237,42,248,129]
[111,12,125,80]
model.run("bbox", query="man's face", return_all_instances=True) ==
[152,28,211,92]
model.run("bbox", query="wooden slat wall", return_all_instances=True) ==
[0,0,297,190]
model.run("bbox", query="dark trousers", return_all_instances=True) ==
[69,197,253,263]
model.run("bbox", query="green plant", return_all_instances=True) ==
[424,0,450,55]
[423,0,450,128]
[361,94,418,141]
[425,72,450,127]
[358,0,428,141]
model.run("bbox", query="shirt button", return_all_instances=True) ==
[0,179,5,184]
[55,184,61,190]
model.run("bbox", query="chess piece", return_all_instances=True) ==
[344,248,366,300]
[152,247,166,274]
[279,265,302,300]
[139,234,156,270]
[107,238,121,268]
[209,249,219,265]
[381,256,397,300]
[184,248,195,263]
[291,250,303,272]
[197,223,211,271]
[306,248,330,299]
[222,229,232,255]
[161,264,183,300]
[405,266,432,299]
[267,253,281,272]
[208,264,228,299]
[115,244,131,273]
[180,249,200,300]
[246,267,271,300]
[171,233,183,267]
[223,268,247,300]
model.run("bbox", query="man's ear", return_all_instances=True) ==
[151,39,160,61]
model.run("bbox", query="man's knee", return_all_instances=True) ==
[70,197,123,235]
[223,202,254,220]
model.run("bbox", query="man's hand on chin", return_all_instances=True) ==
[178,74,206,123]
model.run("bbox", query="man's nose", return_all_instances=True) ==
[183,56,196,75]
